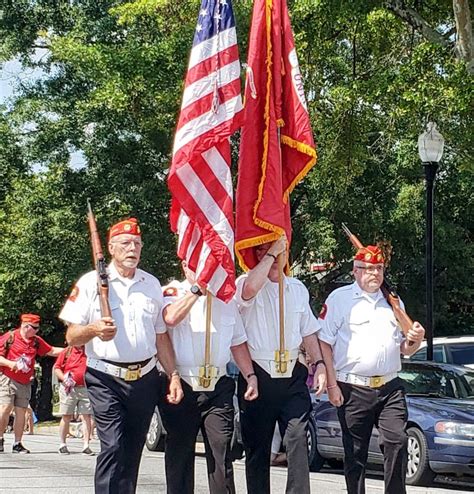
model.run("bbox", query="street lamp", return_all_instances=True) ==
[418,122,444,361]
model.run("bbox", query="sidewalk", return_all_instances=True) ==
[35,419,82,437]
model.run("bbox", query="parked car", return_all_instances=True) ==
[406,336,474,369]
[307,361,474,486]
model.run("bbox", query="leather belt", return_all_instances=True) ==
[102,357,152,368]
[336,371,398,388]
[87,357,156,382]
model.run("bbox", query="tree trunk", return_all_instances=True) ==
[36,357,55,421]
[386,0,453,48]
[453,0,474,73]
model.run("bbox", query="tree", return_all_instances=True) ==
[289,0,473,333]
[0,0,472,420]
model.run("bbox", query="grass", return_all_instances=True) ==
[36,418,60,427]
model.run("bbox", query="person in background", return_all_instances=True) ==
[0,313,63,453]
[54,345,94,455]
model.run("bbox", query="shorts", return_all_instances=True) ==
[59,385,92,416]
[0,373,31,408]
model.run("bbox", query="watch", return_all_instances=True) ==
[190,284,203,296]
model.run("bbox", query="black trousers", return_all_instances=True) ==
[337,378,408,494]
[85,366,160,494]
[158,375,236,494]
[237,361,311,494]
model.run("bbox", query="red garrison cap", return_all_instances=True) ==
[108,218,141,241]
[21,313,41,325]
[354,245,384,264]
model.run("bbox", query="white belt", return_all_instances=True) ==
[250,349,299,361]
[336,371,398,388]
[177,365,225,392]
[87,357,156,382]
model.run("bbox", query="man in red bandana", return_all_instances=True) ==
[0,314,63,453]
[59,218,183,494]
[318,245,425,494]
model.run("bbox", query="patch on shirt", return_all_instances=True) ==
[163,287,178,297]
[319,303,328,320]
[68,286,79,303]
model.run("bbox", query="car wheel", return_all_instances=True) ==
[307,419,325,472]
[406,427,435,486]
[146,407,165,452]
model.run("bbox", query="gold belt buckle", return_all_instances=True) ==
[198,365,218,388]
[370,376,383,388]
[124,365,141,381]
[274,350,289,374]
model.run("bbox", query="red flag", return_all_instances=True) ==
[235,0,317,271]
[168,0,242,302]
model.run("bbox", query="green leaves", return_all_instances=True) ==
[0,0,472,335]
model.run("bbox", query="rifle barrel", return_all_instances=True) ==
[341,222,351,238]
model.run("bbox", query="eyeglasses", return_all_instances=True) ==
[113,240,143,249]
[27,324,40,331]
[356,265,384,274]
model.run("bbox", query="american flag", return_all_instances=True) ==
[168,0,242,302]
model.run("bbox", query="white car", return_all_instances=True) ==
[407,336,474,369]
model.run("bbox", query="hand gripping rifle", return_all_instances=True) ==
[87,200,112,319]
[341,223,414,345]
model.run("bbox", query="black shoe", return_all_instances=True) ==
[58,445,70,455]
[0,438,4,453]
[81,446,95,456]
[12,442,30,454]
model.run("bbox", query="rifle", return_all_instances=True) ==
[87,200,112,319]
[341,223,414,345]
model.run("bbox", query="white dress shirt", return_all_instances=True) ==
[234,275,320,374]
[59,263,166,363]
[318,282,405,376]
[163,280,247,388]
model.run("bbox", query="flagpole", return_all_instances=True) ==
[199,292,214,388]
[277,251,288,374]
[276,121,288,374]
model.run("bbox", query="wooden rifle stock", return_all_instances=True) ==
[87,200,112,319]
[341,223,414,344]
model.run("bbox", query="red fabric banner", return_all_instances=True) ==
[235,0,317,271]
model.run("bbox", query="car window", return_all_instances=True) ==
[433,345,445,362]
[411,347,427,361]
[446,343,474,366]
[400,367,474,399]
[410,346,445,362]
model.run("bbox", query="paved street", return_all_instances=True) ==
[0,433,473,493]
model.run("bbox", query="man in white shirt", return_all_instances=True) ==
[161,261,258,494]
[59,218,183,494]
[318,245,425,494]
[235,236,327,494]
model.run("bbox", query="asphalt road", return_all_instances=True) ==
[0,433,473,493]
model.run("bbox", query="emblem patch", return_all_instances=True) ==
[68,286,79,302]
[163,287,178,297]
[319,303,328,320]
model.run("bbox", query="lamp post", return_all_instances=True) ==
[418,122,444,361]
